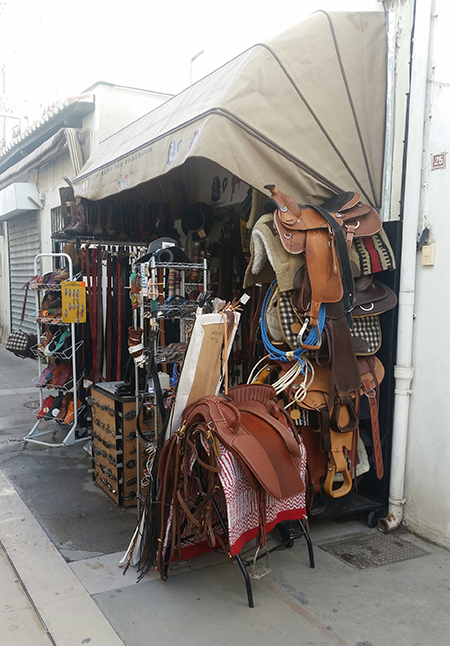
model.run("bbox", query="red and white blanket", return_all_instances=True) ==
[162,439,307,560]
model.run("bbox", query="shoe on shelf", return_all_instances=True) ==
[54,267,69,282]
[49,362,72,387]
[54,329,71,353]
[37,396,55,419]
[55,393,71,422]
[44,393,64,420]
[63,398,82,425]
[36,363,56,387]
[43,330,62,357]
[37,332,53,356]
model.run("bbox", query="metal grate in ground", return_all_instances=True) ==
[319,532,429,569]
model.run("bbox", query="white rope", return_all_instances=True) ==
[247,354,271,384]
[283,358,315,408]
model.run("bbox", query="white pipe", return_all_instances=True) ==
[378,0,433,533]
[381,8,397,221]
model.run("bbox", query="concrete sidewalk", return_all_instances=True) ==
[0,469,125,646]
[1,344,450,646]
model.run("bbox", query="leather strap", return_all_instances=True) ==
[361,360,384,479]
[105,254,113,381]
[310,204,355,329]
[95,247,103,382]
[116,257,122,381]
[325,316,361,395]
[91,248,98,382]
[20,283,30,325]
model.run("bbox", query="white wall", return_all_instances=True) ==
[398,0,450,548]
[0,224,9,340]
[83,84,171,153]
[0,84,171,342]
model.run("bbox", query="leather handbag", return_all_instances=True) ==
[5,283,37,360]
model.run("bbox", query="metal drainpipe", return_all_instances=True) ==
[378,0,433,533]
[381,7,397,222]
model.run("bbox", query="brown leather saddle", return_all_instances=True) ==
[156,384,305,576]
[288,356,384,499]
[266,186,382,255]
[263,185,358,330]
[183,384,305,501]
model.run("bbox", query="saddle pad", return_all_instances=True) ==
[349,228,396,276]
[161,440,307,559]
[265,285,285,343]
[350,316,382,355]
[277,289,299,348]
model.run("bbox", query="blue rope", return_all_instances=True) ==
[260,280,326,363]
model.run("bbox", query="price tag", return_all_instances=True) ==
[61,281,87,323]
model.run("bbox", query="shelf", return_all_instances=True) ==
[148,262,206,270]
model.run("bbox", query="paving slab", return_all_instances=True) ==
[0,469,125,646]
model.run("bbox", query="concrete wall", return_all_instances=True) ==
[391,0,450,549]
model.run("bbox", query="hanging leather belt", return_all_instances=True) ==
[105,254,113,381]
[116,257,122,381]
[361,369,384,480]
[95,246,103,383]
[91,247,98,383]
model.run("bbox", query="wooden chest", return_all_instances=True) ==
[90,383,156,507]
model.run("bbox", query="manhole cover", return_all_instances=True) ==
[23,401,40,409]
[319,532,429,569]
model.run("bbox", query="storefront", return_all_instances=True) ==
[14,11,401,595]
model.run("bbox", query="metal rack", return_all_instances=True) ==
[132,258,209,513]
[23,252,86,450]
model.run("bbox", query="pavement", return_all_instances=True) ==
[1,344,450,646]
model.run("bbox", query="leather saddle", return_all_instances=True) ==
[265,187,382,254]
[155,383,306,573]
[263,185,356,331]
[183,384,305,501]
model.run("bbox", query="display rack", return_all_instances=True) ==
[132,257,209,513]
[23,252,86,449]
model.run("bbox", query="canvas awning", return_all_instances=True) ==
[73,11,387,208]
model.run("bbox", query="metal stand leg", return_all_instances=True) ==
[235,553,254,608]
[298,519,315,568]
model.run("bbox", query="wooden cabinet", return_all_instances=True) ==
[90,384,154,507]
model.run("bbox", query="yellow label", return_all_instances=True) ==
[61,281,87,323]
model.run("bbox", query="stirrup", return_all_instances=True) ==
[250,546,272,580]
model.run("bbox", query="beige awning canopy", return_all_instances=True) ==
[73,11,387,208]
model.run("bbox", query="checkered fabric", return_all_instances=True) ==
[350,315,382,355]
[277,289,300,348]
[5,329,30,354]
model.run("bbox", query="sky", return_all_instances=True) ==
[0,0,382,124]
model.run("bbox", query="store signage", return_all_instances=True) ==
[431,152,446,170]
[0,95,20,119]
[61,281,87,323]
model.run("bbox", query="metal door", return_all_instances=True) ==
[8,211,40,334]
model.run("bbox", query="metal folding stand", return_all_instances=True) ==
[161,452,315,608]
[208,490,315,608]
[23,252,86,450]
